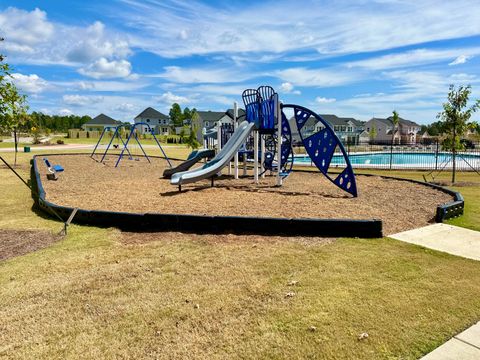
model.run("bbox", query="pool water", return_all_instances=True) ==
[294,152,480,168]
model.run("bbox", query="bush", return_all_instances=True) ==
[56,139,64,145]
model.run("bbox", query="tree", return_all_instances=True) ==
[391,110,399,144]
[437,84,480,183]
[182,125,200,150]
[0,40,29,166]
[169,103,183,129]
[389,110,399,169]
[369,125,377,143]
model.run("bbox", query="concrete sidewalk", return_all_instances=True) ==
[390,224,480,359]
[390,223,480,261]
[421,322,480,359]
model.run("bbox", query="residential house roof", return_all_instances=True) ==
[84,113,121,125]
[135,107,169,120]
[194,111,226,122]
[369,116,420,128]
[225,108,246,120]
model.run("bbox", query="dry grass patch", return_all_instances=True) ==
[1,230,480,359]
[0,230,62,261]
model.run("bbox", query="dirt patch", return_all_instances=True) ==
[40,154,454,235]
[120,231,336,246]
[0,229,61,261]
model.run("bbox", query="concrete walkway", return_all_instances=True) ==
[390,224,480,359]
[390,223,480,261]
[421,322,480,359]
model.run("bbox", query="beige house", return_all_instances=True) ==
[364,116,421,144]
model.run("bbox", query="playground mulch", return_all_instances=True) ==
[41,154,454,235]
[0,229,61,261]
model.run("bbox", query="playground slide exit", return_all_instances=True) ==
[170,121,255,186]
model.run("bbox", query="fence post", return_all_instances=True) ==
[435,139,439,171]
[389,140,393,170]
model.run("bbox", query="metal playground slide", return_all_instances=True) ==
[170,121,255,189]
[162,149,215,179]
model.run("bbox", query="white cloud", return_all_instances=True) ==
[280,82,301,95]
[315,97,336,103]
[0,7,53,54]
[66,21,131,63]
[449,55,472,66]
[63,94,104,106]
[276,67,360,87]
[117,0,480,58]
[280,82,294,93]
[58,108,73,116]
[79,58,132,79]
[1,8,131,67]
[153,66,255,84]
[154,91,190,104]
[113,103,136,112]
[11,73,49,93]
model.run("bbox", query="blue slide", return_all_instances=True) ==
[171,121,255,188]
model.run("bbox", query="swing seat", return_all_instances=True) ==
[43,158,64,172]
[43,157,63,181]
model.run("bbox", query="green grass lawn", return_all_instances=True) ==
[1,152,480,359]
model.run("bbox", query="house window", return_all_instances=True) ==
[347,127,353,132]
[146,119,150,122]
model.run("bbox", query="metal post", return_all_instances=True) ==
[260,134,265,178]
[435,139,439,171]
[234,102,239,179]
[275,95,283,186]
[254,130,259,183]
[217,120,222,176]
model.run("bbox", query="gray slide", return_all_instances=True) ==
[171,121,255,187]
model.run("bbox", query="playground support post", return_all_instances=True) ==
[217,120,222,175]
[233,101,239,179]
[254,130,259,183]
[260,133,265,178]
[276,95,283,186]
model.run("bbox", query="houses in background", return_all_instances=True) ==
[81,114,122,132]
[80,107,423,145]
[288,114,365,145]
[134,107,171,135]
[191,108,246,142]
[364,116,421,144]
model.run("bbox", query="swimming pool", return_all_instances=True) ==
[294,152,480,170]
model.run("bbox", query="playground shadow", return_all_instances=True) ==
[160,182,350,199]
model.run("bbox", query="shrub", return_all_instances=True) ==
[56,139,64,145]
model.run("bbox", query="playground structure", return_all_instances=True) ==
[91,123,172,168]
[169,86,358,197]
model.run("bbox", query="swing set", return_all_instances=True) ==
[91,123,172,168]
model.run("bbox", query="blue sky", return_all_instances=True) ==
[1,0,480,124]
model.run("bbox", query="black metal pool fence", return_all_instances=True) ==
[293,139,480,172]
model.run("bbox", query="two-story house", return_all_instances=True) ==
[364,116,421,144]
[288,114,365,145]
[191,109,246,143]
[134,107,171,135]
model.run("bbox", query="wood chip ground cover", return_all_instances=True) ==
[41,155,453,235]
